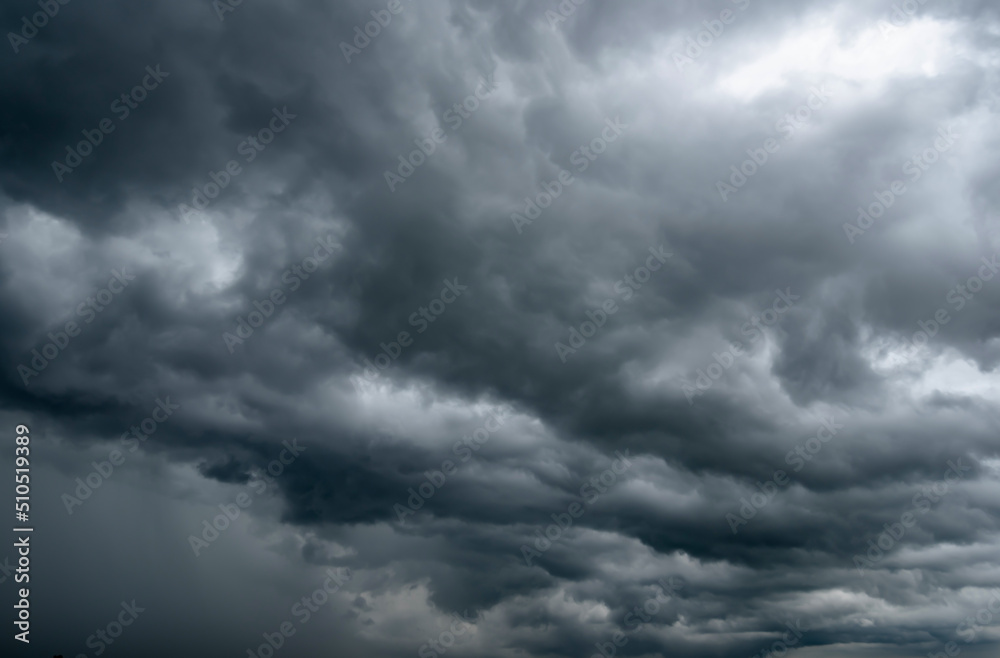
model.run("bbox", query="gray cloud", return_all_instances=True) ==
[2,0,1000,656]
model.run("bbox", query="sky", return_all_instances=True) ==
[1,0,1000,657]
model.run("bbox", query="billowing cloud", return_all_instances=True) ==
[2,0,1000,656]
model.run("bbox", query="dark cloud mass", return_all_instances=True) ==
[1,0,1000,656]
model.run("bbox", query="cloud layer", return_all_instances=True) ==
[2,0,1000,656]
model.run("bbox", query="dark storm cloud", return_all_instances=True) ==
[2,0,1000,656]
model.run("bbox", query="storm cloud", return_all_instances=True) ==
[2,0,1000,656]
